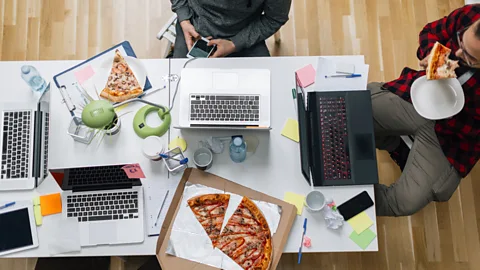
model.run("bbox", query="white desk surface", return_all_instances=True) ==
[0,56,377,258]
[168,56,378,253]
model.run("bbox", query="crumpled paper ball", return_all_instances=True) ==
[323,199,344,229]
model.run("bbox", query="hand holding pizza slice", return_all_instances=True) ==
[426,42,460,80]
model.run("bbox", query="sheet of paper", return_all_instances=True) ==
[40,193,62,216]
[281,118,299,143]
[349,228,376,250]
[283,192,305,215]
[347,212,373,234]
[315,57,369,91]
[33,197,42,226]
[74,65,95,85]
[296,64,316,88]
[122,164,146,178]
[48,218,81,255]
[145,186,169,236]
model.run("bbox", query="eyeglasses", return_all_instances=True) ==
[457,25,480,68]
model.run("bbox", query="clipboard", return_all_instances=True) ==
[53,41,153,110]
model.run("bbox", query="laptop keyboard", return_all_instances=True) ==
[66,191,139,222]
[319,97,351,180]
[1,111,32,179]
[68,165,133,186]
[189,94,260,122]
[42,113,50,178]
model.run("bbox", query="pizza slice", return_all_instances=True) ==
[100,49,143,102]
[426,42,459,80]
[187,194,230,245]
[217,196,272,270]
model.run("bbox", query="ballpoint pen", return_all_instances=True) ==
[325,74,362,78]
[160,153,189,165]
[298,218,308,264]
[154,191,169,226]
[0,202,15,210]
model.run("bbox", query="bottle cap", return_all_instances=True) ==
[233,137,243,146]
[21,65,31,74]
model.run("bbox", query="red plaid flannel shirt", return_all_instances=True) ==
[383,5,480,177]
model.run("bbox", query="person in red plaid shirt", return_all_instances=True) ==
[369,4,480,216]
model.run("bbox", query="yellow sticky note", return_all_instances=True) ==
[281,118,299,142]
[284,192,305,215]
[33,197,42,226]
[40,193,62,216]
[347,212,373,234]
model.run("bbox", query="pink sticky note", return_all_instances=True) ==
[74,65,95,85]
[122,164,146,179]
[296,64,316,88]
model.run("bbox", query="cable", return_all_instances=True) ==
[168,57,197,113]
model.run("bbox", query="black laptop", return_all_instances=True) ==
[296,86,378,186]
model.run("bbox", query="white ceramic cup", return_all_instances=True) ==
[305,190,326,212]
[142,136,165,161]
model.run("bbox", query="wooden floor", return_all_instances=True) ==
[1,0,479,269]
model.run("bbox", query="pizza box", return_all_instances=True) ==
[156,168,297,270]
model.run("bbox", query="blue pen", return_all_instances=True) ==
[325,74,362,78]
[159,153,189,165]
[298,218,308,264]
[0,202,15,210]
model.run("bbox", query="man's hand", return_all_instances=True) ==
[180,20,200,51]
[419,55,430,69]
[208,39,236,58]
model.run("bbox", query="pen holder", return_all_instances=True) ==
[67,117,94,144]
[162,147,187,174]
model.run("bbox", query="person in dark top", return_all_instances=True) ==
[170,0,291,58]
[369,4,480,216]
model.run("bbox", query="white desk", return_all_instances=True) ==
[0,56,377,258]
[168,56,378,253]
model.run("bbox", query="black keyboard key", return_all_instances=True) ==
[114,215,119,220]
[89,215,113,222]
[217,96,239,101]
[128,209,138,213]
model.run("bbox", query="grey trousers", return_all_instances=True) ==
[173,22,270,58]
[369,82,462,217]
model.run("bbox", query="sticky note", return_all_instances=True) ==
[281,118,299,142]
[40,193,62,216]
[349,228,376,250]
[296,64,316,88]
[122,164,146,179]
[284,192,305,215]
[74,65,95,85]
[347,212,373,234]
[33,197,43,226]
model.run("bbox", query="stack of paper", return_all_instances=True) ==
[314,57,369,91]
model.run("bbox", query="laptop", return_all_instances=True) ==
[0,87,50,190]
[176,68,271,130]
[297,86,379,186]
[50,164,144,247]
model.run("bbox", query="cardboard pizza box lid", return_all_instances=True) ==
[156,168,297,270]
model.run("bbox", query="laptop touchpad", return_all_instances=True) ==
[89,222,117,244]
[354,134,374,160]
[213,72,238,90]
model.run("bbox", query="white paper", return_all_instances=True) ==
[315,57,369,91]
[167,183,282,269]
[145,187,169,236]
[48,218,81,255]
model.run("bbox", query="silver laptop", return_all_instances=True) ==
[0,87,50,190]
[50,164,144,247]
[176,68,271,130]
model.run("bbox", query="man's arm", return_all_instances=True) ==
[171,0,192,22]
[417,5,480,60]
[230,0,291,52]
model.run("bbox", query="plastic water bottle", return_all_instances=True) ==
[229,136,247,163]
[21,65,47,93]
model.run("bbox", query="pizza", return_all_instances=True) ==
[100,49,143,102]
[216,196,272,270]
[187,194,230,245]
[426,42,459,80]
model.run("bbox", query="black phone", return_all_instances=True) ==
[187,38,216,58]
[337,191,374,221]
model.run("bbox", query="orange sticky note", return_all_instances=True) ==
[40,193,62,216]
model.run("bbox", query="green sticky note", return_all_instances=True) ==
[349,228,376,250]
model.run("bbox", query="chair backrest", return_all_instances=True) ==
[156,14,178,43]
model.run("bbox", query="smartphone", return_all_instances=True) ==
[337,191,374,221]
[187,37,216,58]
